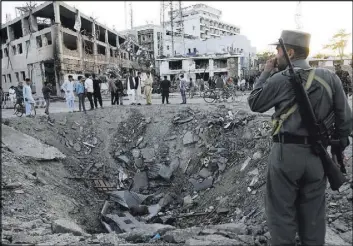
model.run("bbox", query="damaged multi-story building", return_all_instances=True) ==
[157,34,257,81]
[1,1,151,95]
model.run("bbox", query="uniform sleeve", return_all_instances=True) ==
[247,71,288,113]
[332,73,352,139]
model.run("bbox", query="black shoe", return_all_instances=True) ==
[90,108,94,111]
[167,102,170,104]
[137,103,141,106]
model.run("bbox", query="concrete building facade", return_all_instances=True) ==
[1,1,149,95]
[157,55,245,83]
[164,4,240,40]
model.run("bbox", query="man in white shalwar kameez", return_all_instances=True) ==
[135,71,143,105]
[23,78,35,117]
[126,72,136,105]
[61,75,76,112]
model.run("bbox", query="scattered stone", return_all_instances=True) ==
[183,195,193,206]
[118,155,130,164]
[174,116,194,125]
[248,168,259,176]
[131,171,149,192]
[198,168,212,178]
[14,190,25,194]
[252,151,262,160]
[216,207,229,214]
[331,220,349,232]
[170,159,180,172]
[240,157,251,171]
[189,177,213,191]
[165,135,177,141]
[136,137,144,147]
[141,148,155,161]
[238,234,255,244]
[158,164,173,181]
[183,131,198,146]
[249,176,259,187]
[134,158,144,169]
[159,194,174,208]
[4,182,22,189]
[132,149,141,158]
[74,143,81,152]
[52,219,89,236]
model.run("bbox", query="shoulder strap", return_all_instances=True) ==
[271,69,316,136]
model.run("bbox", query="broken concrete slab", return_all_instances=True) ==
[51,219,89,236]
[109,190,149,209]
[120,223,175,243]
[104,212,143,233]
[170,159,180,172]
[183,195,193,206]
[163,227,202,243]
[248,168,259,176]
[189,177,213,192]
[131,171,149,192]
[185,234,243,246]
[252,151,262,160]
[141,148,155,161]
[158,164,173,181]
[159,194,174,208]
[331,220,349,232]
[2,124,66,160]
[198,168,212,179]
[183,131,198,146]
[208,223,247,235]
[134,158,144,169]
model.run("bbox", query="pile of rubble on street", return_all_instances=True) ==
[2,104,352,246]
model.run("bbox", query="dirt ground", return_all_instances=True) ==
[1,99,352,246]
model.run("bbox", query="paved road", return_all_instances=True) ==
[1,93,258,119]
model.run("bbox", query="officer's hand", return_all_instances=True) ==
[264,58,277,73]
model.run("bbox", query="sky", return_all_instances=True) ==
[2,1,352,56]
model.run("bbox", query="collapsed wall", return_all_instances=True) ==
[1,105,352,246]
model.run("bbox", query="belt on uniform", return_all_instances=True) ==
[272,134,312,145]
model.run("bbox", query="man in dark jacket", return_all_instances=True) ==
[160,76,171,104]
[92,74,103,109]
[42,82,52,115]
[115,76,124,105]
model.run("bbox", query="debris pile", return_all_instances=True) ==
[1,105,352,246]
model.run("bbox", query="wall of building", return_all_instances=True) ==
[158,56,241,81]
[1,26,55,93]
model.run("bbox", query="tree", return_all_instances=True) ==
[256,51,276,64]
[312,53,331,59]
[323,29,351,62]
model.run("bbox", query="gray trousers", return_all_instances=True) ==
[78,94,86,112]
[44,98,50,114]
[266,143,326,246]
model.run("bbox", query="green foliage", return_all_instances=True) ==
[323,29,351,61]
[256,51,276,64]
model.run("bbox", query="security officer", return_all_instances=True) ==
[248,30,352,245]
[335,64,352,97]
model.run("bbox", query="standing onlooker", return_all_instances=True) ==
[115,75,124,105]
[75,77,86,113]
[160,76,171,104]
[61,75,75,113]
[15,81,24,105]
[92,74,103,109]
[135,72,142,105]
[23,78,35,117]
[179,74,187,104]
[42,82,52,115]
[126,72,136,105]
[215,74,224,89]
[84,75,94,110]
[335,64,352,97]
[144,72,153,105]
[108,75,117,105]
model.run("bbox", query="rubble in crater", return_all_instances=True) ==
[2,105,352,246]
